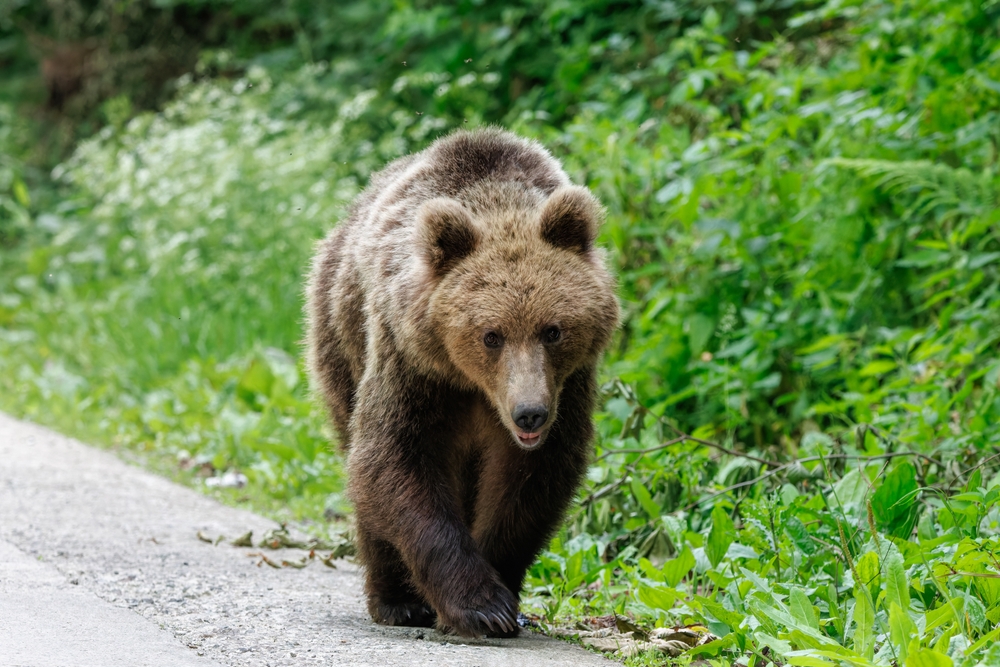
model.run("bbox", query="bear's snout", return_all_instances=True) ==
[512,403,549,433]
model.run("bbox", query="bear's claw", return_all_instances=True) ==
[438,584,519,638]
[372,601,437,628]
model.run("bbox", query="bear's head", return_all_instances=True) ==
[419,183,619,450]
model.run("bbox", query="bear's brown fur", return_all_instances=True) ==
[305,128,618,638]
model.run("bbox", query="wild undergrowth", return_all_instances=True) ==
[1,0,999,664]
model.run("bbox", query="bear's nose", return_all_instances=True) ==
[512,404,549,432]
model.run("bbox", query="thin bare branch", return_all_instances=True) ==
[797,451,946,468]
[683,464,791,510]
[961,452,1000,477]
[594,436,688,461]
[678,451,943,510]
[662,429,779,467]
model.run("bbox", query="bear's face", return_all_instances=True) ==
[420,186,619,450]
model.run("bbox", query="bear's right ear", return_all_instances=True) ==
[417,198,480,275]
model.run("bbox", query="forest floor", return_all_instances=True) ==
[0,413,610,667]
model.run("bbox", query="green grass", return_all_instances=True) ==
[2,0,1000,664]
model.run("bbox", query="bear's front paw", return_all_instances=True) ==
[370,600,437,628]
[436,580,519,638]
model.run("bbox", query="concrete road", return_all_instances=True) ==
[0,413,612,667]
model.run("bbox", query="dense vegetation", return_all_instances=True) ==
[1,1,999,665]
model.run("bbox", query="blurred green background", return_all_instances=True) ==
[1,1,999,664]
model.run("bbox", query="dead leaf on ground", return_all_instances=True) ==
[230,531,253,547]
[247,552,283,568]
[198,526,355,570]
[552,618,719,659]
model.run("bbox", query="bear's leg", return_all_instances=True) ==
[471,368,595,600]
[349,372,519,638]
[358,533,435,627]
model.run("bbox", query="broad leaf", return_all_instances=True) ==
[889,602,916,662]
[630,477,661,518]
[790,587,819,630]
[885,552,911,611]
[854,585,875,659]
[638,582,678,611]
[695,595,745,631]
[872,462,919,537]
[662,546,695,587]
[905,647,953,667]
[856,552,880,588]
[706,504,736,568]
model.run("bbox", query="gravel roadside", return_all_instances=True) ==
[0,413,612,667]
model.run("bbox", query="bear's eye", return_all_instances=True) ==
[483,331,503,349]
[543,326,562,343]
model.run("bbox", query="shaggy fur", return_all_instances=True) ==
[305,128,619,638]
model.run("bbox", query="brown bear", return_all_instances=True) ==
[305,127,618,638]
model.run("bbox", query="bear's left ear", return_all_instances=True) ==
[539,186,604,254]
[417,198,480,275]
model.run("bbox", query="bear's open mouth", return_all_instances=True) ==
[515,431,542,448]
